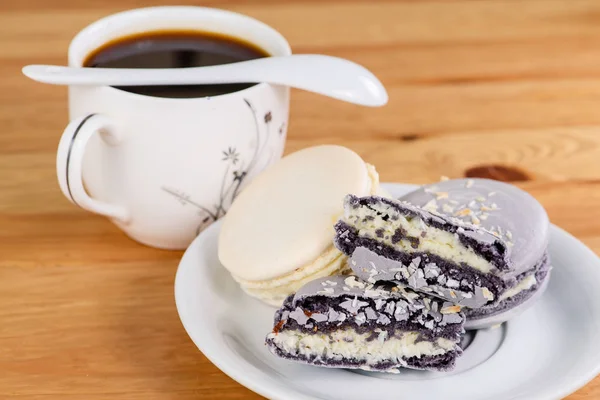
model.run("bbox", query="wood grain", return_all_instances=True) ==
[2,0,600,398]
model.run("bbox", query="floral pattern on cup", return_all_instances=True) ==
[162,98,282,235]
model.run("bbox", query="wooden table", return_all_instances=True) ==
[3,0,600,398]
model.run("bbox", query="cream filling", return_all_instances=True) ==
[345,202,494,273]
[500,274,537,301]
[366,163,384,197]
[233,246,349,306]
[268,329,456,364]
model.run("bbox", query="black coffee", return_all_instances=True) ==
[83,30,270,98]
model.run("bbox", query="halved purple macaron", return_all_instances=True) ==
[334,194,511,309]
[265,275,465,373]
[335,178,552,330]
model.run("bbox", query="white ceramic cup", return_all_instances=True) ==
[56,6,291,249]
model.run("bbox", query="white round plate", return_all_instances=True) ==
[175,183,600,400]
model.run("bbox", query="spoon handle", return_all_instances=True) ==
[23,61,263,86]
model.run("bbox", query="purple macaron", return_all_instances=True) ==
[265,275,465,373]
[333,178,551,330]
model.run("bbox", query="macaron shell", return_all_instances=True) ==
[399,178,549,277]
[218,145,375,281]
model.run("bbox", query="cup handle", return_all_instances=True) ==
[56,113,131,223]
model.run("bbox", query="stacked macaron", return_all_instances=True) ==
[218,145,386,306]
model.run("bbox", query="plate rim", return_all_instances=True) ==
[174,182,600,400]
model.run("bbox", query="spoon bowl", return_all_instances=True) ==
[23,54,388,107]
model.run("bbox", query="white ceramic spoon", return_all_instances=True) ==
[22,54,388,107]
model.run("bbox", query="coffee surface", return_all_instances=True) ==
[83,30,270,98]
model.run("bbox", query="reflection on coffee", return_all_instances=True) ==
[83,30,270,98]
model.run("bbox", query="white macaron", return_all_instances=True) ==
[218,145,385,306]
